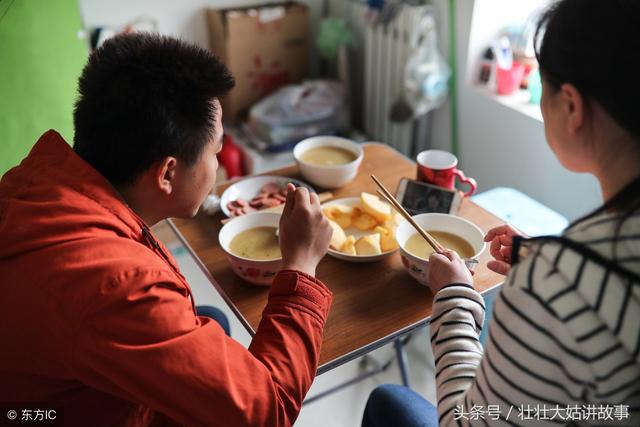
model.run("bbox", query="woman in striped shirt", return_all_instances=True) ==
[362,0,640,425]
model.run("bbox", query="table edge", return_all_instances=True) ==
[169,216,504,372]
[315,282,503,374]
[172,142,507,372]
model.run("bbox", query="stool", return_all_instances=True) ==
[472,187,569,237]
[471,187,569,344]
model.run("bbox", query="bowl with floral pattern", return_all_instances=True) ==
[395,213,485,288]
[219,212,282,286]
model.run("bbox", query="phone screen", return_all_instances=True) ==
[399,179,457,215]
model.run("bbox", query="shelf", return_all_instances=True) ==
[472,85,543,122]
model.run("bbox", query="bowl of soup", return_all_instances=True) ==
[219,212,283,286]
[294,136,363,188]
[395,213,485,288]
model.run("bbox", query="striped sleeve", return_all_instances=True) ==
[432,249,593,426]
[429,283,486,424]
[430,212,640,426]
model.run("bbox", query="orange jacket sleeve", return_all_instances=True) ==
[72,269,332,427]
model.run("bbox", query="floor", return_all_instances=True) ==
[152,220,439,427]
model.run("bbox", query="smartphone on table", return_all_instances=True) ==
[395,178,462,216]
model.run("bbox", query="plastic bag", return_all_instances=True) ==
[403,10,451,117]
[247,80,347,148]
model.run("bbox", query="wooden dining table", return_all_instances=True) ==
[169,143,505,374]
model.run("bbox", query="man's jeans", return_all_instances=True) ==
[362,384,439,427]
[196,305,230,336]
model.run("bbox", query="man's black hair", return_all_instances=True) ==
[73,32,235,188]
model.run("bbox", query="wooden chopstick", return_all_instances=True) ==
[375,188,477,263]
[371,175,446,254]
[374,189,445,254]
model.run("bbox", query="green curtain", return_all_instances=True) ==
[0,0,87,175]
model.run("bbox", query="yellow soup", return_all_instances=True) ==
[404,230,475,259]
[229,227,281,260]
[300,146,357,166]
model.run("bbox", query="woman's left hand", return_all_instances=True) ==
[428,250,473,294]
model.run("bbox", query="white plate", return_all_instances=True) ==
[322,197,399,263]
[220,176,315,218]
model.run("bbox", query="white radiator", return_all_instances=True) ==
[361,4,433,157]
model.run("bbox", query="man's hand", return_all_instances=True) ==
[278,183,332,277]
[483,224,523,275]
[428,250,473,294]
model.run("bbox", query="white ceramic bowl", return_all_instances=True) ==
[293,136,363,189]
[395,213,485,288]
[219,212,282,286]
[219,175,314,218]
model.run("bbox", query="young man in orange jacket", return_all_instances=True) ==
[0,33,333,426]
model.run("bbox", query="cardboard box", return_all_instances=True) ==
[206,2,309,124]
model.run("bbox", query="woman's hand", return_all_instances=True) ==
[428,250,473,294]
[278,184,332,277]
[483,224,523,275]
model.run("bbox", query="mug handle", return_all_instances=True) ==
[454,169,477,197]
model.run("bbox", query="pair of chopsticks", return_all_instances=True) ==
[370,174,446,254]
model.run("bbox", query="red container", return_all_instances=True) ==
[217,134,245,178]
[496,61,525,95]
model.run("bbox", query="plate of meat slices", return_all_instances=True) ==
[220,176,315,218]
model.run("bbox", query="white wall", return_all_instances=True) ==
[426,0,601,221]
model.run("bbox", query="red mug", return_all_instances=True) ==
[416,150,477,197]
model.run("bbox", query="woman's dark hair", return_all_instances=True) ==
[73,33,235,188]
[534,0,640,233]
